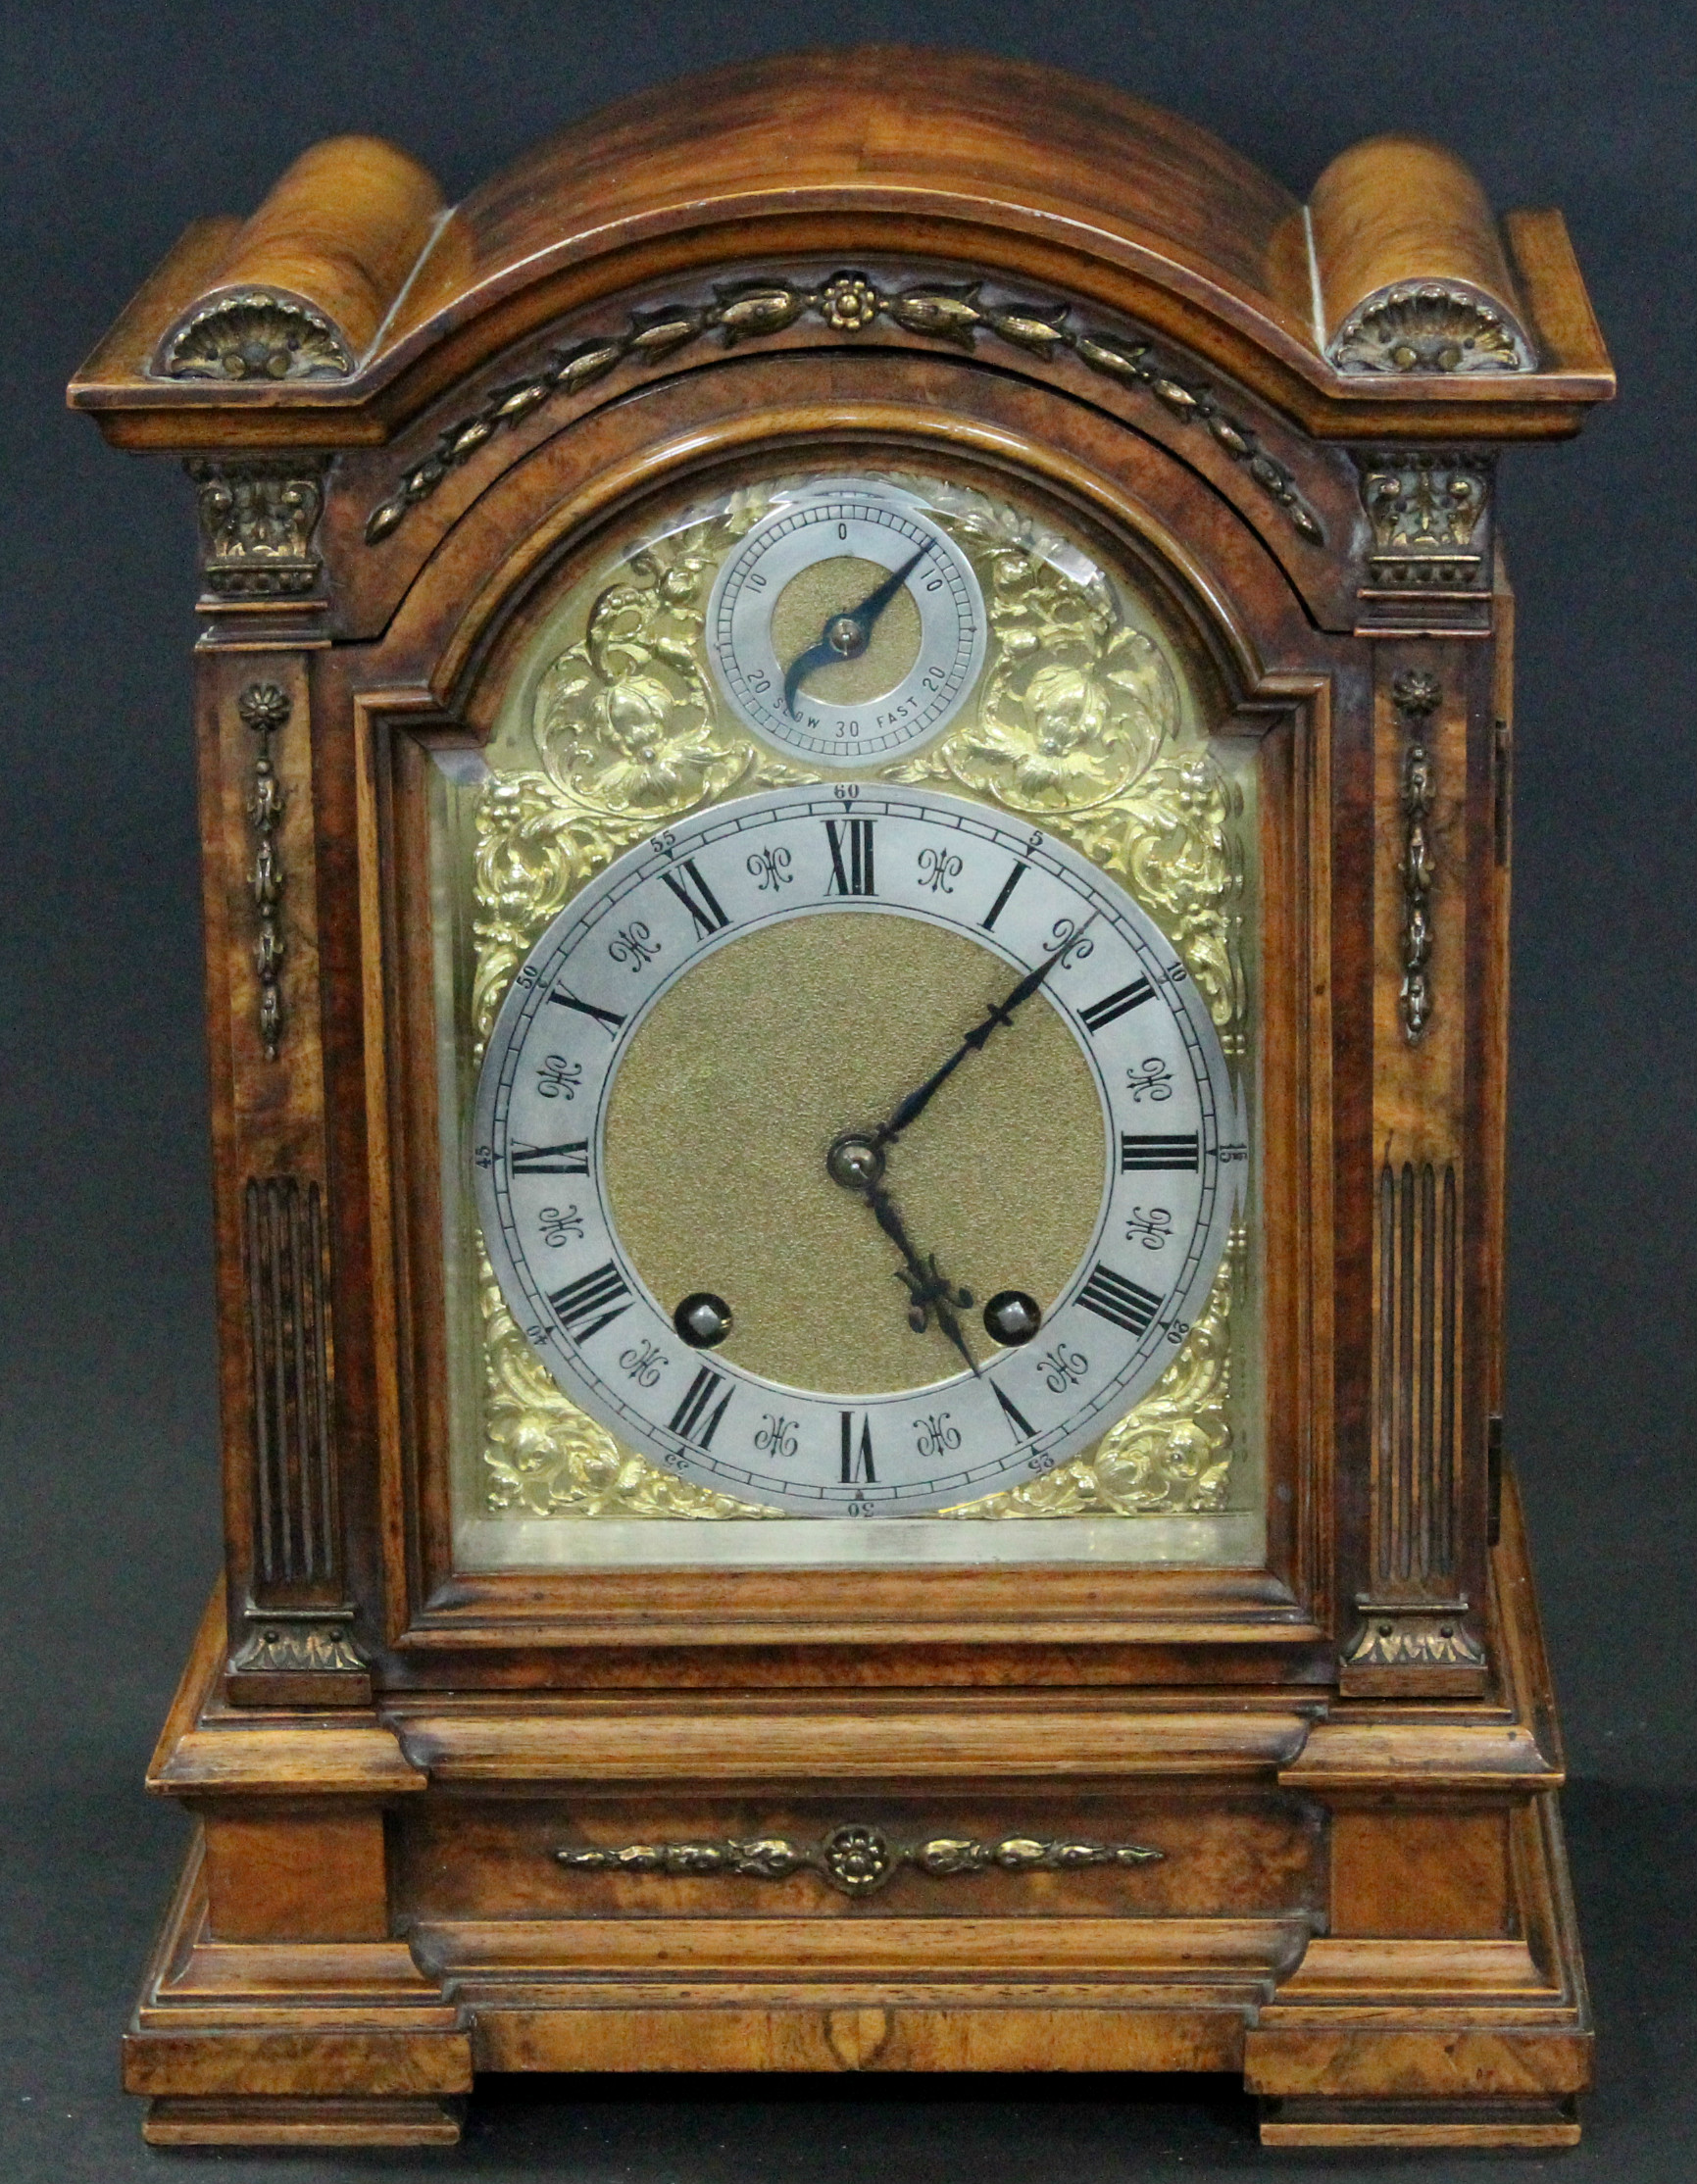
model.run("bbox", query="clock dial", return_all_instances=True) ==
[707,478,986,766]
[473,785,1240,1516]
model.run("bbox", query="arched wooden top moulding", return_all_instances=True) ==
[70,48,1612,452]
[363,366,1323,728]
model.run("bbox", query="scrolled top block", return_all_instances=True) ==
[151,134,443,381]
[70,49,1611,448]
[1310,133,1536,373]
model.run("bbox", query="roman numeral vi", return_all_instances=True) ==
[840,1411,876,1483]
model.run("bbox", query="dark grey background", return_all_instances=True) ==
[2,1,1691,2177]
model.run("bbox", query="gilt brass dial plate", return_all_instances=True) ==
[439,452,1261,1553]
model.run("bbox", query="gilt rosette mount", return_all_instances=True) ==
[558,1824,1165,1898]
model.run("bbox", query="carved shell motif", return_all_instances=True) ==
[1330,283,1531,373]
[161,290,353,379]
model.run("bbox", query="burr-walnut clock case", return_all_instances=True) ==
[70,51,1614,2152]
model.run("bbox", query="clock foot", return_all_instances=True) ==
[1258,2095,1580,2150]
[143,2094,465,2148]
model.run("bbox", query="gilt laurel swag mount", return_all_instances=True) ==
[69,50,1613,2155]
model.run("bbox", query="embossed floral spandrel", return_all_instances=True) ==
[532,543,748,819]
[1062,753,1248,1059]
[928,546,1177,812]
[479,1257,778,1519]
[471,773,636,1052]
[943,1226,1245,1519]
[892,526,1246,1055]
[471,502,809,1050]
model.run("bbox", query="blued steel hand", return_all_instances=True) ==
[783,543,932,718]
[869,914,1102,1153]
[864,1174,980,1379]
[826,1135,979,1378]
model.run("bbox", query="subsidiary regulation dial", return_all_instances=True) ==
[707,480,986,766]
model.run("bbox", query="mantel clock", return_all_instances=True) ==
[71,52,1614,2152]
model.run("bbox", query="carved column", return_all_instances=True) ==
[1341,453,1498,1694]
[1342,651,1488,1697]
[196,622,369,1705]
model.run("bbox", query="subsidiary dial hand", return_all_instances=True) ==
[783,543,931,718]
[870,915,1101,1153]
[826,1136,979,1378]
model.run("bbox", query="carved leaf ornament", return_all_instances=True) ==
[365,271,1323,547]
[558,1821,1163,1897]
[473,478,1251,1522]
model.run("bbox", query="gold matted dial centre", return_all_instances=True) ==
[603,913,1105,1394]
[769,555,923,707]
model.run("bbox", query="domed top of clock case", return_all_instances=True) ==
[68,45,1612,451]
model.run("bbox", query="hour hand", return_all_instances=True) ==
[827,1134,979,1378]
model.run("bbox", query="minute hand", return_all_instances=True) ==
[870,917,1100,1151]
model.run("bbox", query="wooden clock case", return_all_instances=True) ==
[70,51,1614,2152]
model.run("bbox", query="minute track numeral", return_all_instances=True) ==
[1120,1132,1200,1172]
[1076,1263,1165,1338]
[547,1261,633,1342]
[510,1140,590,1175]
[840,1410,876,1483]
[990,1379,1036,1440]
[660,857,730,940]
[824,818,876,897]
[1079,976,1156,1032]
[669,1365,733,1448]
[548,988,625,1035]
